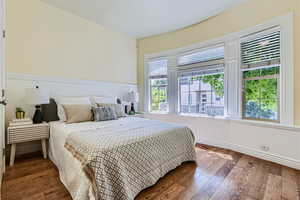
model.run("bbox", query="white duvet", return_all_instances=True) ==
[49,120,105,200]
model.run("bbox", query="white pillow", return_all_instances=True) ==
[55,96,92,121]
[91,96,117,106]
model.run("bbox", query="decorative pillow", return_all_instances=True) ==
[55,96,92,121]
[62,104,93,124]
[92,106,117,121]
[41,98,59,122]
[96,103,126,118]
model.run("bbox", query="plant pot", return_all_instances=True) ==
[16,111,25,119]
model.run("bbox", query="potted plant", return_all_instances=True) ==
[16,107,25,119]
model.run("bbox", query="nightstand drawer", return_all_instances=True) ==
[8,125,49,144]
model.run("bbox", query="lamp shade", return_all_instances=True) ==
[126,91,139,103]
[25,87,49,105]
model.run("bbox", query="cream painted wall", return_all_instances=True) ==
[6,0,137,84]
[137,0,300,125]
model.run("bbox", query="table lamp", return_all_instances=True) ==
[126,90,139,114]
[25,86,49,123]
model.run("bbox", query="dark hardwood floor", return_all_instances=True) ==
[2,145,300,200]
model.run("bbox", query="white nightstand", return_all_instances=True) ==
[7,123,50,166]
[134,113,145,118]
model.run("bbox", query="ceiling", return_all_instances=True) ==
[42,0,247,38]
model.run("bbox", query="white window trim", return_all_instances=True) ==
[144,13,294,126]
[235,14,294,125]
[144,57,169,113]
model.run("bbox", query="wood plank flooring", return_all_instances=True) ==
[2,145,300,200]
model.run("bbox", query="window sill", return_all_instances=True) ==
[231,119,300,132]
[148,111,169,115]
[178,113,229,120]
[144,112,300,132]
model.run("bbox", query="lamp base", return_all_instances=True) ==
[33,105,43,124]
[130,102,135,113]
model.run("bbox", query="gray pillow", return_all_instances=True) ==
[92,106,117,121]
[96,103,126,118]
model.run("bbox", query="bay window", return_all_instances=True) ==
[144,14,293,125]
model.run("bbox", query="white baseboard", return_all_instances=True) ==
[227,142,300,170]
[199,139,300,170]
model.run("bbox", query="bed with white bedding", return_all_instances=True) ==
[49,117,196,200]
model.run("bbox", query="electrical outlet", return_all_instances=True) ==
[261,145,270,152]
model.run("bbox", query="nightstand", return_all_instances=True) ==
[7,123,50,166]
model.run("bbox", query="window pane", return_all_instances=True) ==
[178,46,224,66]
[179,72,224,116]
[150,78,168,112]
[149,59,168,76]
[243,66,279,121]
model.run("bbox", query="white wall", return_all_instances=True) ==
[144,113,300,170]
[6,73,137,155]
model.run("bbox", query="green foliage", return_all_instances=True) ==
[201,74,224,97]
[243,66,279,111]
[151,87,167,111]
[150,78,167,111]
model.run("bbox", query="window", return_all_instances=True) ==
[178,68,225,116]
[178,46,225,116]
[148,59,168,112]
[241,30,281,122]
[144,14,293,125]
[178,46,224,66]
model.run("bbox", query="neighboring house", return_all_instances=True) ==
[179,77,224,116]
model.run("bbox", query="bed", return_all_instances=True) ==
[47,97,196,200]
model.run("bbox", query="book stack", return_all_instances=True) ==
[9,118,33,127]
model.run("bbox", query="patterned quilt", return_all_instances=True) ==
[64,117,196,200]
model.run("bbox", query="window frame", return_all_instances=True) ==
[236,16,294,125]
[177,63,225,117]
[241,65,281,122]
[149,76,168,113]
[143,13,293,126]
[240,28,281,123]
[144,57,169,113]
